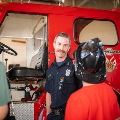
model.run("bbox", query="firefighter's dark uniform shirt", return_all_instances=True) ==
[45,56,82,109]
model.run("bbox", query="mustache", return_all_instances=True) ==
[56,49,66,53]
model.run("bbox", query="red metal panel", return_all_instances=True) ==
[34,91,46,120]
[0,2,120,19]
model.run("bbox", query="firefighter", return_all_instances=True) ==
[65,38,120,120]
[45,32,82,120]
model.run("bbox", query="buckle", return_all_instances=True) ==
[54,110,61,115]
[52,108,64,115]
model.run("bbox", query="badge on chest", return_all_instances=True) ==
[65,69,71,76]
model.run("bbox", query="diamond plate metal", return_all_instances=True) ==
[10,102,34,120]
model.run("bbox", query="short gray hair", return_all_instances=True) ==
[54,32,71,45]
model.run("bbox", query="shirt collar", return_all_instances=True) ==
[52,55,71,67]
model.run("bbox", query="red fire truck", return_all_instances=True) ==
[0,1,120,120]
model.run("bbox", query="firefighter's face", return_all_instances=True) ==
[53,36,70,61]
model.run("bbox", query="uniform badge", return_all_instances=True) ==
[65,69,71,76]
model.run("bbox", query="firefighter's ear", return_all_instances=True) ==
[67,46,70,52]
[53,42,55,49]
[68,46,70,51]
